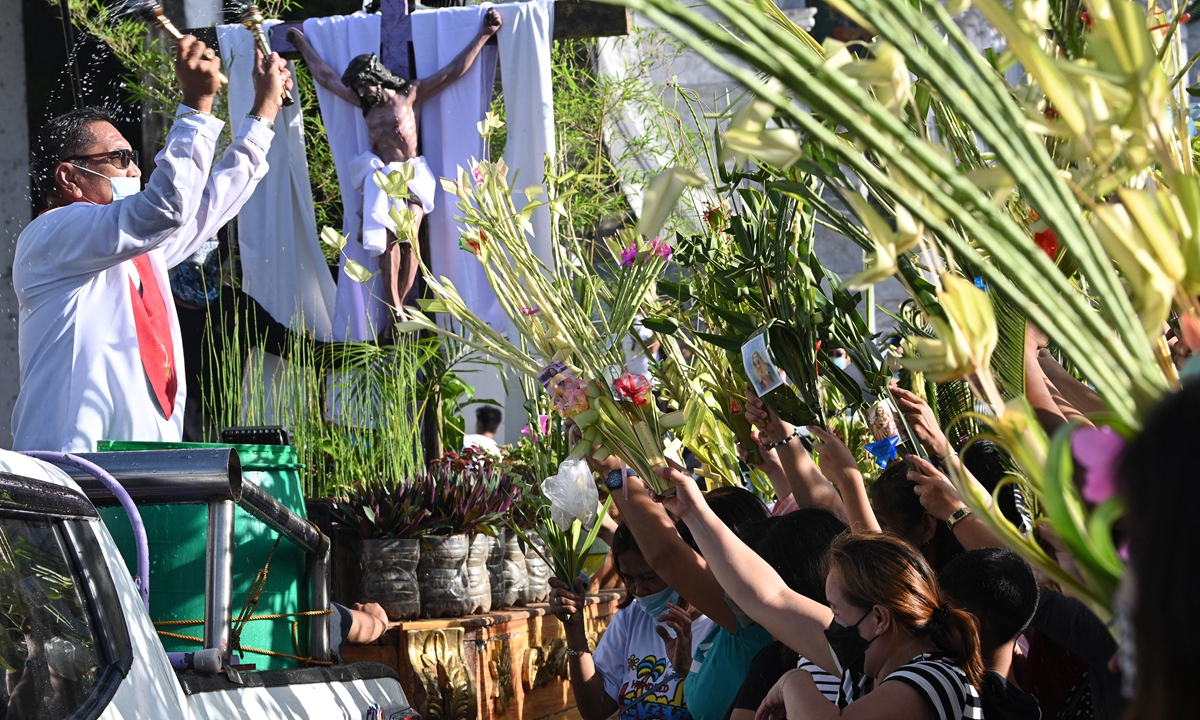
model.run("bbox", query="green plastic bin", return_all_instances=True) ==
[96,441,310,669]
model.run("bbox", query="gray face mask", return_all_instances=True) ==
[76,164,141,201]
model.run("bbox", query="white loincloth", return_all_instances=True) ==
[350,152,436,256]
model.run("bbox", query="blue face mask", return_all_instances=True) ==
[833,356,850,370]
[634,586,680,620]
[78,165,141,201]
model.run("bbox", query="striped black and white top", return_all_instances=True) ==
[796,652,983,720]
[884,653,984,720]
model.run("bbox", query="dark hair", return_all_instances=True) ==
[827,533,983,688]
[962,440,1025,529]
[30,106,116,207]
[1118,383,1200,720]
[475,406,502,434]
[610,522,640,574]
[677,485,770,552]
[755,509,848,603]
[869,460,964,572]
[939,548,1038,651]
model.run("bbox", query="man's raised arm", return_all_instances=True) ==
[414,9,502,103]
[287,28,360,105]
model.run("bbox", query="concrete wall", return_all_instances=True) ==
[0,0,29,449]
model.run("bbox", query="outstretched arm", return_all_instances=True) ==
[746,391,845,518]
[654,463,839,675]
[414,9,502,102]
[287,28,360,106]
[587,453,738,632]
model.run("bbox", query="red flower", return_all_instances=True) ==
[614,371,651,406]
[1081,10,1093,28]
[1044,105,1060,121]
[1033,228,1058,259]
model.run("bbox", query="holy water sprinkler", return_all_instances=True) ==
[119,0,229,84]
[239,4,295,107]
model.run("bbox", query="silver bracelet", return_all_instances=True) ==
[245,113,275,131]
[565,646,591,657]
[175,109,211,120]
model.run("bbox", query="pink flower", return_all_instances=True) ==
[472,166,485,187]
[619,243,638,268]
[519,307,541,316]
[538,414,551,435]
[1071,426,1126,504]
[649,236,672,260]
[549,373,590,417]
[613,371,651,406]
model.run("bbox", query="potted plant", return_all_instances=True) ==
[420,451,520,618]
[332,477,439,621]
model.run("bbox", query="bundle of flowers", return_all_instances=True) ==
[396,157,702,495]
[510,458,613,594]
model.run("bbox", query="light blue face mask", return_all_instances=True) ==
[634,586,680,620]
[833,356,850,370]
[77,164,141,201]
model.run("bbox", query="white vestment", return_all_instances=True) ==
[12,109,274,452]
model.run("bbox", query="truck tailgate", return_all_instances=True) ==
[180,662,416,719]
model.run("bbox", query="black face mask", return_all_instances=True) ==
[824,610,878,677]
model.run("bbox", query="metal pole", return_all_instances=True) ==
[309,538,331,662]
[204,499,236,663]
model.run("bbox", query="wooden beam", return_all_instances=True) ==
[187,0,631,61]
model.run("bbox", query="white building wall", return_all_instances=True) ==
[0,0,29,449]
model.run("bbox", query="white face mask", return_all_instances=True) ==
[76,164,141,202]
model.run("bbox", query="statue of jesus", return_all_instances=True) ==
[288,9,501,335]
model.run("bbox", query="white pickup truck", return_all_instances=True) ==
[0,450,418,720]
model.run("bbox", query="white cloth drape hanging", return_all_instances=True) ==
[412,4,503,330]
[217,22,337,339]
[301,12,388,341]
[494,0,556,267]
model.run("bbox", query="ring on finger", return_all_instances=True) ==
[202,48,215,60]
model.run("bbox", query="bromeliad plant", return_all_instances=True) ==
[426,449,522,537]
[607,0,1199,618]
[331,477,438,540]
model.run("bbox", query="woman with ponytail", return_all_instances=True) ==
[653,463,983,720]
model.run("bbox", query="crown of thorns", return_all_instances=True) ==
[341,53,407,91]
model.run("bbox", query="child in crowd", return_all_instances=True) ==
[549,524,712,720]
[940,548,1043,720]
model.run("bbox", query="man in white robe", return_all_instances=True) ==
[12,37,292,452]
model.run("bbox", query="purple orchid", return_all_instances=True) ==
[1071,425,1126,504]
[619,243,638,268]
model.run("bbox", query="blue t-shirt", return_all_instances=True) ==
[682,617,775,720]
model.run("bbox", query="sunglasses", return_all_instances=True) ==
[64,148,140,170]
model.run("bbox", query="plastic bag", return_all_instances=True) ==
[541,458,599,531]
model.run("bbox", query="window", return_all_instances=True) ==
[0,519,103,720]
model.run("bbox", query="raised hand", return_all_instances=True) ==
[889,385,949,457]
[250,45,292,121]
[176,35,222,112]
[482,8,502,35]
[653,459,707,519]
[905,454,966,523]
[548,577,585,627]
[745,387,794,446]
[654,602,694,674]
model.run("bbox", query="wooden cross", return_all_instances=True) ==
[192,1,630,79]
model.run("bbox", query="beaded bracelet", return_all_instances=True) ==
[764,426,801,451]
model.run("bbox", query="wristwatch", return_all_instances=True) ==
[605,469,624,490]
[946,506,972,528]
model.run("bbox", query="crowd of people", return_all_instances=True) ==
[547,325,1179,720]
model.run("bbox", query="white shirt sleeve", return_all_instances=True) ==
[32,107,225,281]
[159,114,275,268]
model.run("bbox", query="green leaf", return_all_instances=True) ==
[344,259,376,283]
[641,317,680,335]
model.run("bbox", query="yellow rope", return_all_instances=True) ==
[153,609,333,627]
[155,620,336,667]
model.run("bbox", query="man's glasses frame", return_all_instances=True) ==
[63,149,140,170]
